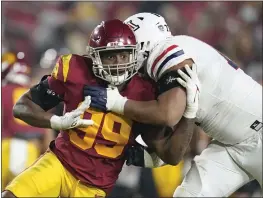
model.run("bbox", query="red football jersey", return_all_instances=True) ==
[2,84,46,139]
[48,54,156,194]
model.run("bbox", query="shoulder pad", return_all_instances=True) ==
[51,54,92,84]
[147,38,187,81]
[51,54,72,82]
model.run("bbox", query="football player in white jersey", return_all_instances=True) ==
[85,13,262,197]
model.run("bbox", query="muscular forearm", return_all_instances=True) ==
[124,100,168,126]
[124,87,186,128]
[13,93,54,128]
[158,117,195,165]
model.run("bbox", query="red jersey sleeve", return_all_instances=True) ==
[47,76,66,97]
[47,54,74,98]
[48,54,93,103]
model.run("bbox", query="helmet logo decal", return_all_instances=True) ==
[126,20,140,32]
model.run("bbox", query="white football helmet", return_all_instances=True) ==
[124,13,172,67]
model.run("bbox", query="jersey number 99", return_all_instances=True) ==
[69,103,133,159]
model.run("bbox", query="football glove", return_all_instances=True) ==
[125,143,166,168]
[176,64,201,119]
[50,96,94,130]
[83,85,128,115]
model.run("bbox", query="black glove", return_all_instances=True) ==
[125,144,146,167]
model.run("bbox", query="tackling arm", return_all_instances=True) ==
[124,86,186,127]
[86,59,195,128]
[124,59,194,128]
[127,60,200,166]
[86,60,200,165]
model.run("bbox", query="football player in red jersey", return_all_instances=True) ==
[2,19,163,197]
[1,52,54,189]
[2,19,199,197]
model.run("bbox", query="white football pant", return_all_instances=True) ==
[173,131,262,197]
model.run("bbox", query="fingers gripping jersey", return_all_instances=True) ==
[147,38,190,81]
[48,54,156,194]
[147,36,262,145]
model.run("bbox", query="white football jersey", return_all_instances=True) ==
[147,35,262,144]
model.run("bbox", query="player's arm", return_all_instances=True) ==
[85,42,194,127]
[13,76,61,128]
[13,55,93,130]
[141,122,197,165]
[86,59,195,128]
[87,59,200,164]
[125,59,194,127]
[125,61,200,165]
[127,120,198,167]
[13,76,92,130]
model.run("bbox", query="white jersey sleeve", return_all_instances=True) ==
[147,38,191,81]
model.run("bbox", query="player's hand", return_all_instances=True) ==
[177,64,201,119]
[83,85,128,115]
[50,96,94,130]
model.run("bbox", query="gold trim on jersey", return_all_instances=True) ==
[62,54,72,82]
[51,62,59,79]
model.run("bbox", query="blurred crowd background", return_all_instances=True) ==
[1,1,262,197]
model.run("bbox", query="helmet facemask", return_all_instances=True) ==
[88,45,139,86]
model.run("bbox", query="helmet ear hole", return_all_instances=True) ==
[146,41,151,49]
[158,25,165,32]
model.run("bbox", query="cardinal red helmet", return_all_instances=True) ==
[87,19,139,85]
[3,52,31,86]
